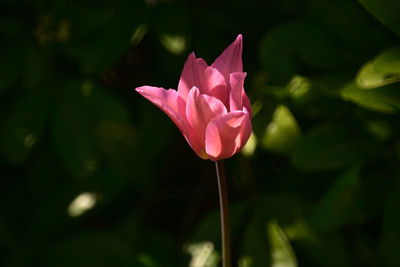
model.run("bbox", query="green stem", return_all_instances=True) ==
[215,160,231,267]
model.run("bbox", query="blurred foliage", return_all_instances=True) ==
[1,0,400,266]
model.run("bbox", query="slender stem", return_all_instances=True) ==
[215,160,231,267]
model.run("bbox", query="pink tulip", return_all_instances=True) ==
[136,34,252,161]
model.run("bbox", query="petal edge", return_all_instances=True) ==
[211,34,243,81]
[205,110,250,161]
[136,86,187,137]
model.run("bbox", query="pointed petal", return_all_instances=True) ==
[211,34,243,81]
[186,87,227,157]
[135,86,187,137]
[177,52,207,100]
[229,72,247,112]
[205,110,251,161]
[178,52,227,104]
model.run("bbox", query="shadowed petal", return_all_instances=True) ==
[229,72,247,112]
[136,86,187,137]
[205,110,251,161]
[211,34,243,81]
[203,66,228,106]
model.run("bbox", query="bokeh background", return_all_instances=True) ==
[1,0,400,266]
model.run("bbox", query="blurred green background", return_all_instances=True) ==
[1,0,400,266]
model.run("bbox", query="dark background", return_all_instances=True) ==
[1,0,400,266]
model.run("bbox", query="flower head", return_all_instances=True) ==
[136,34,252,161]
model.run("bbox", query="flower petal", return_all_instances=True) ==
[211,34,243,81]
[229,72,247,112]
[135,86,187,137]
[178,53,227,104]
[186,87,227,158]
[205,110,251,161]
[235,109,252,151]
[203,66,228,105]
[242,90,252,117]
[178,53,208,101]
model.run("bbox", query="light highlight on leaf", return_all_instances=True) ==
[268,220,297,267]
[262,105,301,155]
[356,47,400,89]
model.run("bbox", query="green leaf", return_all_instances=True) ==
[359,0,400,36]
[240,211,270,267]
[309,167,362,231]
[259,20,359,83]
[190,202,249,266]
[1,88,48,163]
[251,98,277,142]
[261,105,301,155]
[307,0,389,56]
[191,202,250,245]
[55,80,130,180]
[356,47,400,88]
[286,75,352,119]
[268,220,297,267]
[50,82,99,178]
[291,124,371,171]
[374,47,400,73]
[239,195,306,267]
[86,81,130,123]
[240,217,298,267]
[284,220,351,267]
[356,62,389,89]
[341,82,400,113]
[79,32,131,74]
[67,7,139,74]
[286,75,311,99]
[185,242,219,267]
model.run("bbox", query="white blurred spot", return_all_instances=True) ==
[67,192,97,217]
[186,241,219,267]
[160,34,186,55]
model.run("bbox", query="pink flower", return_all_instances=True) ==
[136,35,252,161]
